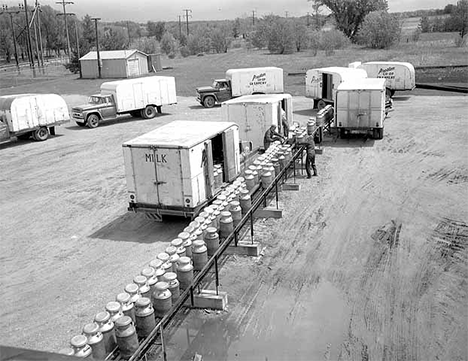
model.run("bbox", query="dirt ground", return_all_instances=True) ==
[0,90,467,361]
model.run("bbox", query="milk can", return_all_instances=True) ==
[83,322,106,360]
[194,228,204,241]
[149,258,163,271]
[261,171,273,189]
[240,194,252,214]
[141,267,157,294]
[70,334,92,358]
[189,220,200,229]
[229,201,242,227]
[278,155,286,170]
[152,281,172,318]
[155,267,166,282]
[162,272,180,302]
[307,117,316,135]
[58,348,75,356]
[219,211,234,240]
[177,256,194,290]
[161,260,173,274]
[171,238,183,249]
[134,297,156,338]
[124,283,141,305]
[114,316,139,360]
[194,216,205,227]
[165,245,177,257]
[94,311,116,353]
[183,225,195,236]
[192,240,208,271]
[251,171,259,185]
[212,209,221,229]
[157,252,170,264]
[245,175,255,191]
[172,238,186,258]
[116,292,135,322]
[178,232,192,257]
[106,301,124,323]
[204,227,220,256]
[133,275,151,299]
[169,252,180,273]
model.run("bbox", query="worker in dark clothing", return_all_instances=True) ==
[281,109,289,138]
[263,125,284,151]
[304,132,317,178]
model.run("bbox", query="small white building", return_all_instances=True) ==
[79,50,149,79]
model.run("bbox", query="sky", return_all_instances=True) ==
[5,0,454,22]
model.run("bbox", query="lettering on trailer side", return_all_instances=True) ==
[377,66,396,79]
[250,72,267,86]
[145,153,168,163]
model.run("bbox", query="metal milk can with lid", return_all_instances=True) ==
[116,292,135,322]
[106,301,123,323]
[204,226,220,256]
[219,211,234,240]
[161,271,180,302]
[229,201,242,227]
[124,283,141,305]
[176,256,194,290]
[70,334,92,358]
[82,322,106,360]
[152,281,172,317]
[178,232,192,257]
[114,315,139,360]
[134,297,156,338]
[192,240,208,271]
[94,311,116,353]
[133,275,151,299]
[141,267,157,294]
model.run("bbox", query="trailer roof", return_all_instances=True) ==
[0,94,65,110]
[362,61,415,70]
[123,121,238,149]
[309,66,367,75]
[222,93,292,105]
[226,67,282,75]
[79,49,147,61]
[100,76,175,91]
[337,78,386,91]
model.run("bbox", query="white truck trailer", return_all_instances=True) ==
[123,121,241,220]
[72,76,177,128]
[196,67,284,108]
[305,67,368,110]
[222,93,293,152]
[0,93,70,143]
[335,78,387,139]
[350,61,416,97]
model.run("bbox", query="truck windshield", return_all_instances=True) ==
[212,81,220,88]
[88,96,104,104]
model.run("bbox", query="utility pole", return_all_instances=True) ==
[1,5,20,70]
[178,15,181,39]
[307,12,310,27]
[56,0,73,60]
[126,21,131,47]
[252,10,256,26]
[19,0,35,71]
[285,11,289,18]
[91,17,101,79]
[183,9,191,36]
[74,16,80,59]
[35,1,44,67]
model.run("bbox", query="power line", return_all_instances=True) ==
[183,9,192,36]
[19,0,35,71]
[56,0,73,59]
[0,5,20,70]
[91,17,101,79]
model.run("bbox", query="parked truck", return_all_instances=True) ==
[72,76,177,128]
[0,93,70,143]
[222,93,293,152]
[349,61,416,97]
[123,120,241,221]
[334,78,387,139]
[305,67,368,110]
[196,67,284,108]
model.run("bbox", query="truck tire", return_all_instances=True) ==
[203,96,216,108]
[33,127,49,141]
[141,105,157,119]
[317,99,327,110]
[86,114,100,128]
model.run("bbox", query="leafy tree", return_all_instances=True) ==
[160,32,176,55]
[357,10,400,48]
[101,27,128,50]
[450,0,468,40]
[319,29,350,54]
[137,37,159,54]
[318,0,388,41]
[40,5,65,56]
[147,21,166,41]
[293,21,309,51]
[232,18,241,38]
[419,16,430,32]
[267,19,295,54]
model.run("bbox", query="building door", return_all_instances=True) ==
[127,59,140,77]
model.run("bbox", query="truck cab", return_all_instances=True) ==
[196,79,232,108]
[72,94,117,128]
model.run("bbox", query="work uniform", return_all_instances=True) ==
[263,126,283,150]
[281,110,289,138]
[304,135,317,177]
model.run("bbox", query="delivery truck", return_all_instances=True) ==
[305,67,368,110]
[222,93,293,152]
[72,76,177,128]
[0,93,70,143]
[334,78,387,139]
[123,121,241,221]
[196,67,284,108]
[349,61,416,97]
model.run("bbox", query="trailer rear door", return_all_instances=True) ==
[223,127,239,182]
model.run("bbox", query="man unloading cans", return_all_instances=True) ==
[303,127,318,178]
[263,124,285,151]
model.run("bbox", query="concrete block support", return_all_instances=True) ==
[226,241,260,256]
[254,206,283,218]
[282,183,300,191]
[192,290,228,310]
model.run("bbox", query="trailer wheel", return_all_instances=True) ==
[317,99,327,110]
[33,127,49,141]
[141,105,157,119]
[86,114,100,128]
[203,96,216,108]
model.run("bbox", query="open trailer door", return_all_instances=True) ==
[223,127,240,183]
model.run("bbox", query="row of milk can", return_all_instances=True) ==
[62,148,291,359]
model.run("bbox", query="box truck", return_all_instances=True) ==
[123,121,241,220]
[72,76,177,128]
[305,67,368,110]
[350,61,416,97]
[334,78,387,139]
[222,93,293,152]
[0,93,70,143]
[196,67,284,108]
